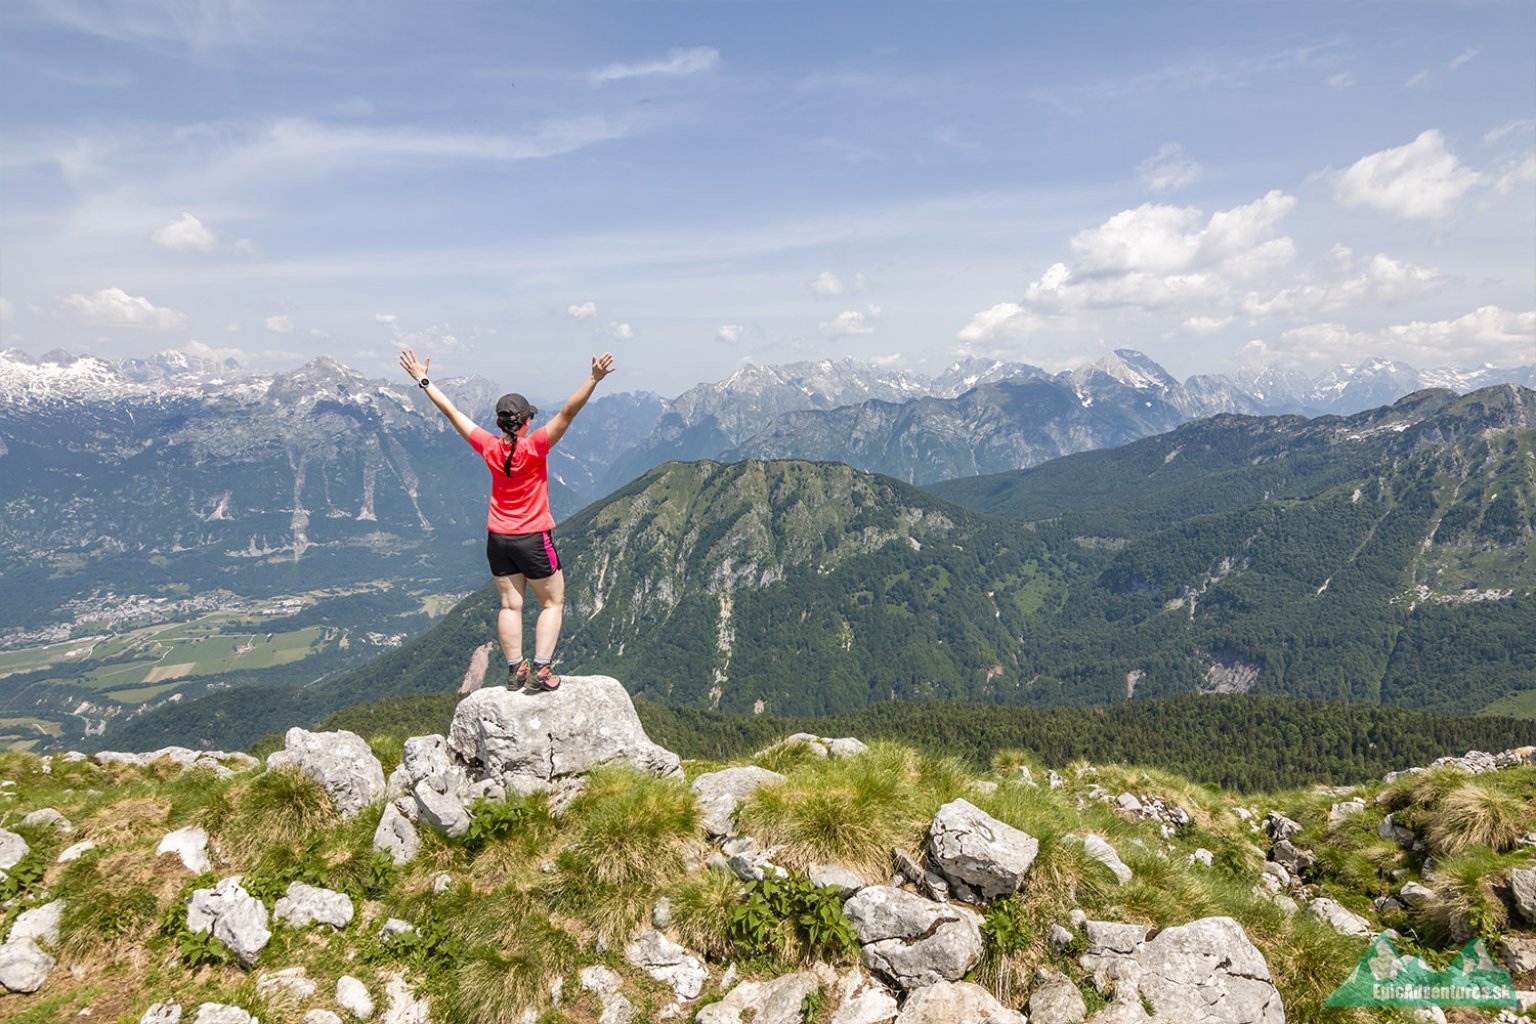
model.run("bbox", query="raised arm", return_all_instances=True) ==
[544,353,615,446]
[399,349,477,443]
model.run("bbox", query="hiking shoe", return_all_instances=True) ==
[508,660,532,688]
[525,663,561,692]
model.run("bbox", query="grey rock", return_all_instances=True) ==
[927,798,1039,900]
[828,737,870,758]
[809,863,867,897]
[19,808,71,833]
[266,727,386,818]
[1378,813,1416,846]
[449,676,681,783]
[1082,916,1282,1023]
[1067,833,1132,884]
[157,825,213,873]
[652,897,673,930]
[306,1012,345,1024]
[1511,867,1536,925]
[140,1004,183,1024]
[1259,861,1291,891]
[373,800,420,866]
[1030,970,1088,1023]
[412,777,471,838]
[830,968,898,1024]
[186,877,271,967]
[1327,800,1366,830]
[893,979,1027,1023]
[692,766,785,837]
[1050,924,1076,948]
[0,828,29,873]
[1190,847,1214,867]
[780,733,831,757]
[191,1006,257,1024]
[1084,1002,1149,1024]
[7,899,64,947]
[1264,812,1302,842]
[1305,897,1374,938]
[695,972,819,1024]
[381,970,430,1024]
[844,885,983,990]
[1116,792,1143,812]
[256,967,318,1001]
[1399,881,1435,908]
[57,839,97,863]
[1499,935,1536,975]
[273,881,355,929]
[625,929,707,1002]
[379,918,416,942]
[1270,839,1316,875]
[337,974,375,1019]
[580,964,623,998]
[0,937,55,993]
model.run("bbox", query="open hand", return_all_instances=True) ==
[591,352,615,383]
[399,349,429,383]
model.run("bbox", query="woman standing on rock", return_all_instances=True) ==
[399,348,614,692]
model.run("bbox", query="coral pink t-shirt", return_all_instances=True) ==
[467,425,555,534]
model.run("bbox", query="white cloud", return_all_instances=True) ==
[593,46,720,85]
[1241,252,1443,318]
[178,339,247,365]
[1485,119,1536,144]
[958,302,1030,345]
[1493,153,1536,195]
[567,301,598,320]
[1278,306,1534,367]
[1405,69,1430,88]
[1327,72,1355,89]
[264,314,294,334]
[607,322,633,339]
[63,287,186,328]
[715,323,744,344]
[1448,48,1479,71]
[811,271,865,297]
[821,306,880,336]
[151,211,218,252]
[1138,143,1201,194]
[232,237,261,256]
[1333,130,1486,219]
[1181,314,1234,335]
[375,313,397,324]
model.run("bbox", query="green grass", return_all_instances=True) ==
[1480,688,1536,719]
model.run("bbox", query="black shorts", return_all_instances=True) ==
[486,530,561,580]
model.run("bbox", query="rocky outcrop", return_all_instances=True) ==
[844,885,983,990]
[624,928,707,1003]
[273,882,355,930]
[266,728,386,819]
[372,799,421,865]
[94,747,259,777]
[187,877,271,967]
[696,972,820,1024]
[449,676,681,784]
[894,979,1026,1023]
[1031,970,1089,1023]
[1079,916,1284,1023]
[692,765,785,837]
[927,798,1039,901]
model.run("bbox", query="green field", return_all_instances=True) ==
[1481,688,1536,720]
[0,717,62,751]
[0,637,104,679]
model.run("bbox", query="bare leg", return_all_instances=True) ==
[493,574,527,663]
[528,571,566,662]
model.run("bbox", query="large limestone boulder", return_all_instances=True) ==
[844,886,983,990]
[1080,916,1283,1023]
[449,676,681,783]
[187,877,271,967]
[273,882,355,929]
[0,828,29,873]
[7,900,64,947]
[692,766,785,837]
[927,798,1039,901]
[0,938,55,994]
[696,972,820,1024]
[894,979,1026,1023]
[373,799,421,866]
[266,728,385,819]
[1031,970,1089,1023]
[1511,866,1536,925]
[157,826,213,873]
[829,968,898,1024]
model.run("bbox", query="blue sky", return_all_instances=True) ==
[2,1,1533,398]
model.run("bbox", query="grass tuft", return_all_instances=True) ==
[199,766,338,867]
[1424,781,1527,857]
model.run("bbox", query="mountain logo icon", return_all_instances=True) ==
[1325,934,1516,1008]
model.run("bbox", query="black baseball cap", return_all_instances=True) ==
[495,393,537,421]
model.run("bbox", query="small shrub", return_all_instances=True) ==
[460,795,531,855]
[726,872,857,964]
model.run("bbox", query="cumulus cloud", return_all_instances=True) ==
[1333,130,1486,219]
[1181,314,1235,335]
[1493,153,1536,195]
[593,46,719,85]
[1241,252,1444,319]
[178,339,247,365]
[958,302,1032,345]
[811,271,864,297]
[567,301,598,320]
[1327,72,1355,89]
[607,322,633,339]
[715,323,744,344]
[821,306,880,336]
[1138,143,1201,194]
[151,211,219,252]
[264,314,294,334]
[63,287,186,328]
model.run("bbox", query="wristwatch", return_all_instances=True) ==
[418,378,430,389]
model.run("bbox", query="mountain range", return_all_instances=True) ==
[89,383,1535,753]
